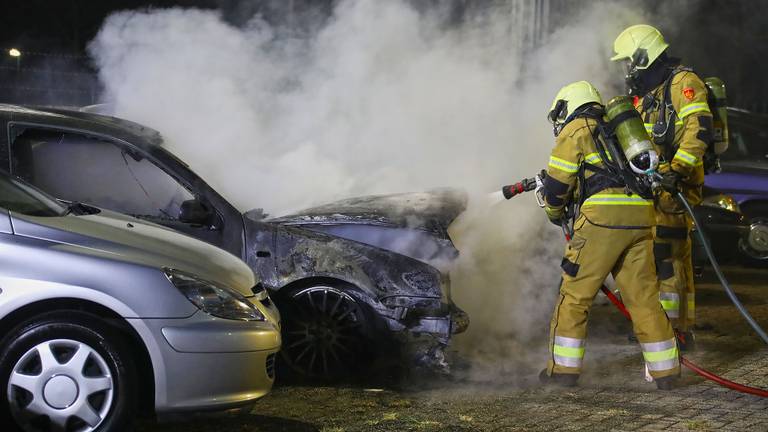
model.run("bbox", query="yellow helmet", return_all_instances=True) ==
[548,81,603,132]
[610,24,669,70]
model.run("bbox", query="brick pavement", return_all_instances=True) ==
[181,346,767,432]
[143,277,768,432]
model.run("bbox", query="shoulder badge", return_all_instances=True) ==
[683,87,695,100]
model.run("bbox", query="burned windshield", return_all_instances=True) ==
[0,173,66,217]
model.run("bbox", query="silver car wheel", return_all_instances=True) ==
[739,218,768,260]
[7,339,114,432]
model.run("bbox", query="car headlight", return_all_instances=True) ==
[164,268,265,321]
[701,194,741,213]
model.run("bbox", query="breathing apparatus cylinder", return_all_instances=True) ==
[605,96,659,175]
[705,77,729,155]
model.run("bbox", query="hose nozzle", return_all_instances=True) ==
[501,177,537,199]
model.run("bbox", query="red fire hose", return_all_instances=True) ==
[599,284,768,397]
[501,178,768,397]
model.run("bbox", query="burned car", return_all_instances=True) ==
[0,104,468,379]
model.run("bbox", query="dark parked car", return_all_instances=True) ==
[692,193,755,266]
[0,104,468,380]
[704,108,768,263]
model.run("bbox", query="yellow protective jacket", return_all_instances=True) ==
[544,116,655,228]
[636,67,713,213]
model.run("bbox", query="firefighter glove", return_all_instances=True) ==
[545,207,564,227]
[660,171,681,193]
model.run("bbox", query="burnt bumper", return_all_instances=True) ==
[375,298,467,374]
[406,303,469,336]
[379,296,469,340]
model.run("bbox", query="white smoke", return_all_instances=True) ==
[90,0,652,379]
[89,0,645,214]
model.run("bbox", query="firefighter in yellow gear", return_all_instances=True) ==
[611,25,714,350]
[539,81,680,389]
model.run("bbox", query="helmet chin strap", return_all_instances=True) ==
[552,123,564,137]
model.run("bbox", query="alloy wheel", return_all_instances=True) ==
[740,217,768,260]
[282,286,367,378]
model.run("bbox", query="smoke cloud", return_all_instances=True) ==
[89,0,653,381]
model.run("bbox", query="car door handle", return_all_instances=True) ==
[256,251,271,258]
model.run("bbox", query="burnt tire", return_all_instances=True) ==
[277,284,375,381]
[0,311,137,432]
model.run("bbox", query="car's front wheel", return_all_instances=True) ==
[278,284,375,381]
[0,312,136,432]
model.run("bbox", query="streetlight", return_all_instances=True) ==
[8,48,21,72]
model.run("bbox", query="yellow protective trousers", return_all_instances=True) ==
[547,216,680,379]
[654,213,695,332]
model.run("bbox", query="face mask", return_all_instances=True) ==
[624,54,647,96]
[548,99,567,137]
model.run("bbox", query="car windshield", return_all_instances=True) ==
[0,173,67,216]
[723,117,768,163]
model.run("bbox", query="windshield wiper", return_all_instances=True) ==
[62,202,99,216]
[63,202,84,216]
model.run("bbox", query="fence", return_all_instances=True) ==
[0,49,99,107]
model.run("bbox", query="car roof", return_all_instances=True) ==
[0,103,164,148]
[727,106,768,125]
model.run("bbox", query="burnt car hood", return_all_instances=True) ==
[267,189,467,235]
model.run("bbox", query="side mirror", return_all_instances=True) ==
[179,199,213,225]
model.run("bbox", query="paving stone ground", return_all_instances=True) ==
[142,267,768,432]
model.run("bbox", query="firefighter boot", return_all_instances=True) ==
[655,375,679,391]
[539,369,578,388]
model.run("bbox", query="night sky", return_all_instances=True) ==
[0,0,335,105]
[1,0,767,111]
[0,1,216,53]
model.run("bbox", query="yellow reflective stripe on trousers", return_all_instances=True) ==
[553,336,585,368]
[659,292,680,319]
[678,102,710,119]
[641,338,679,372]
[582,193,653,207]
[643,347,678,362]
[673,149,698,166]
[549,156,579,174]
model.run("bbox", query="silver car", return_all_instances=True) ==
[0,173,281,431]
